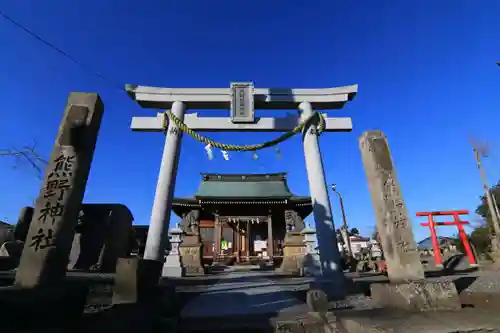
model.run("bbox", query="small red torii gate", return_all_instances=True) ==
[416,210,477,267]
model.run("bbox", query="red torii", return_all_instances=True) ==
[416,210,477,267]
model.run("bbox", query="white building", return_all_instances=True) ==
[338,235,382,258]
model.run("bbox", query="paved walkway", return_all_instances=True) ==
[180,267,312,318]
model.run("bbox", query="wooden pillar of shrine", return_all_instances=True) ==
[267,215,274,261]
[213,215,221,260]
[246,221,251,258]
[235,221,241,262]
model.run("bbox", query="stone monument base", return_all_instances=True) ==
[112,257,163,304]
[306,277,348,301]
[162,254,184,277]
[370,280,461,311]
[179,242,205,276]
[302,253,322,276]
[279,232,306,275]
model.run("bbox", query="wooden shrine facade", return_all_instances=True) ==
[172,172,312,263]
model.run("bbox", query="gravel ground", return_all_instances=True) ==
[452,271,500,293]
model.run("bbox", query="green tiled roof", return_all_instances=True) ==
[195,173,297,199]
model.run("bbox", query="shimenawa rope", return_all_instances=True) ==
[163,110,326,152]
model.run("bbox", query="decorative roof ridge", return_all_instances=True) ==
[199,172,288,182]
[200,172,287,177]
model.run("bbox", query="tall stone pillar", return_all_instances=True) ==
[143,101,185,271]
[359,130,424,282]
[299,102,343,283]
[15,93,104,288]
[15,206,34,242]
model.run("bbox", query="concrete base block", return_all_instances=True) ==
[280,233,306,275]
[162,253,184,277]
[112,257,163,305]
[162,265,184,277]
[112,257,140,304]
[308,278,347,301]
[280,253,305,275]
[303,253,322,276]
[370,280,461,311]
[179,244,205,276]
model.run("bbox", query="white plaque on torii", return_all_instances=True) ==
[230,82,255,124]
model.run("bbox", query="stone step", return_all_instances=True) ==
[164,311,340,333]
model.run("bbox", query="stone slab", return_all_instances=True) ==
[112,257,139,304]
[180,244,205,275]
[338,308,500,333]
[359,131,424,283]
[14,206,33,242]
[15,93,104,288]
[370,280,461,311]
[112,257,162,304]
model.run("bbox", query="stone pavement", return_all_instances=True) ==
[338,308,500,333]
[176,267,500,332]
[180,266,315,318]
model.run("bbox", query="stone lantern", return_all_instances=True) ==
[162,226,184,277]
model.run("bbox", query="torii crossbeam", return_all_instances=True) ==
[127,82,358,291]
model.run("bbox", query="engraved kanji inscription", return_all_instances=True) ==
[29,228,55,251]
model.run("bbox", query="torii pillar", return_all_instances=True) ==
[126,83,357,287]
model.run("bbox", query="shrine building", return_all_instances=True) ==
[173,172,311,263]
[130,172,312,263]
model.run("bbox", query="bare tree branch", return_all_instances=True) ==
[0,142,48,179]
[469,135,490,157]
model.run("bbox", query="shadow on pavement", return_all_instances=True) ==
[179,288,320,333]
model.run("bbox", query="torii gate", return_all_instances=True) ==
[126,82,358,282]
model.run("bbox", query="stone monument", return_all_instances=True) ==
[359,130,460,311]
[67,204,133,272]
[0,207,32,267]
[359,130,424,282]
[15,92,104,288]
[178,210,204,275]
[280,210,307,275]
[162,226,184,277]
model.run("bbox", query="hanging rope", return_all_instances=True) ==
[163,110,326,152]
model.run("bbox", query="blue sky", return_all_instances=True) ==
[0,1,499,242]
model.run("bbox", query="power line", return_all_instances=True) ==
[0,9,125,92]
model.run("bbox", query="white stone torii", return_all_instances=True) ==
[126,83,357,282]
